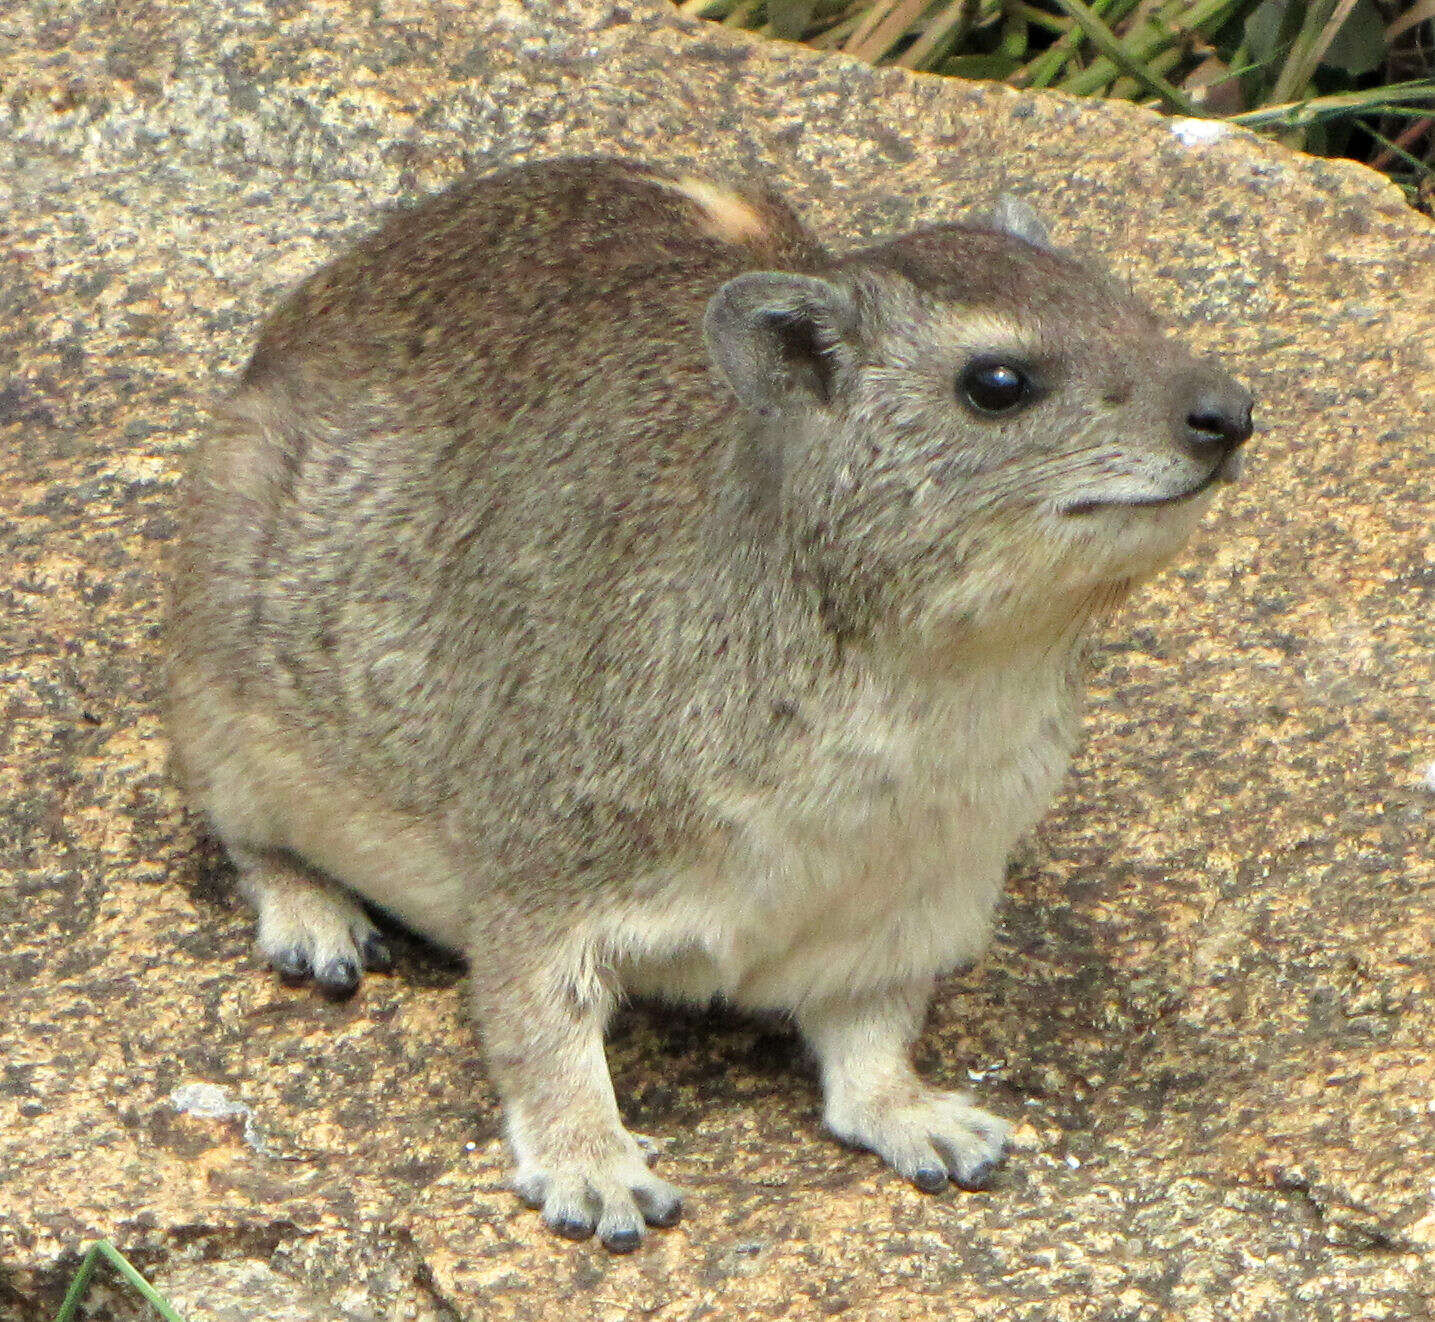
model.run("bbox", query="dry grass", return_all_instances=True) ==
[681,0,1435,206]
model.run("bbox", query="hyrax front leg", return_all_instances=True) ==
[472,942,683,1251]
[231,847,393,997]
[799,980,1010,1192]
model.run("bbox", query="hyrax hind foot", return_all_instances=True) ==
[825,1085,1010,1193]
[512,1127,684,1252]
[801,985,1010,1194]
[231,848,393,998]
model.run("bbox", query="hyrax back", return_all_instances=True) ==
[168,156,1251,1250]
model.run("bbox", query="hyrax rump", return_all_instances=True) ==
[168,156,1252,1250]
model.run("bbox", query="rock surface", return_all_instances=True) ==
[3,1,1434,1318]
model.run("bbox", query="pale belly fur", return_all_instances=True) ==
[176,654,1077,1003]
[604,664,1078,1013]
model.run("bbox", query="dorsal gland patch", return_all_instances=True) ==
[665,175,771,246]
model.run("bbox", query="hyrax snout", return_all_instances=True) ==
[167,156,1251,1250]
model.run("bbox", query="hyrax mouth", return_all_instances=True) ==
[1061,451,1240,518]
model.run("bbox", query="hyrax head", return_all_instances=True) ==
[703,200,1252,654]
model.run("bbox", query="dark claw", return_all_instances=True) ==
[272,947,312,984]
[911,1166,950,1194]
[361,933,394,973]
[315,957,361,999]
[601,1227,643,1254]
[546,1214,596,1242]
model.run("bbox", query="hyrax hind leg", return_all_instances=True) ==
[470,924,683,1252]
[230,846,393,998]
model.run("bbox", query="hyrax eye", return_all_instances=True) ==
[959,358,1033,416]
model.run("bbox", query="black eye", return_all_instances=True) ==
[959,358,1032,416]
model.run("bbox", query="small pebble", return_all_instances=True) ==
[1008,1121,1042,1152]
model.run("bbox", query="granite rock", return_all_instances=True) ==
[2,1,1433,1318]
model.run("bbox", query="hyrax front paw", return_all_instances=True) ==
[512,1128,683,1252]
[234,851,393,999]
[825,1086,1010,1193]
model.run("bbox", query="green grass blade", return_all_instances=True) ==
[1047,0,1202,113]
[1347,106,1435,119]
[54,1244,101,1322]
[1107,43,1184,101]
[1361,121,1435,178]
[999,7,1030,59]
[1015,0,1136,90]
[1062,0,1248,99]
[96,1243,187,1322]
[54,1241,186,1322]
[1230,81,1435,129]
[1010,1,1068,36]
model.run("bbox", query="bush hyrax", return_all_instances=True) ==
[167,156,1253,1251]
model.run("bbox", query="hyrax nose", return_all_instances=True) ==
[1179,373,1254,462]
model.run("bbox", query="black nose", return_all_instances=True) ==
[1182,378,1253,461]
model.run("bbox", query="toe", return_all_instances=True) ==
[541,1176,597,1242]
[512,1168,549,1211]
[271,946,312,983]
[948,1152,1002,1191]
[546,1211,597,1241]
[601,1225,642,1253]
[968,1110,1011,1150]
[314,956,361,999]
[597,1205,646,1253]
[633,1179,684,1228]
[360,932,394,972]
[594,1182,647,1253]
[252,875,376,997]
[835,1117,948,1194]
[599,1222,640,1251]
[909,1164,950,1194]
[930,1117,1008,1191]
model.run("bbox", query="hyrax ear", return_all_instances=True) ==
[989,194,1053,251]
[704,271,859,415]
